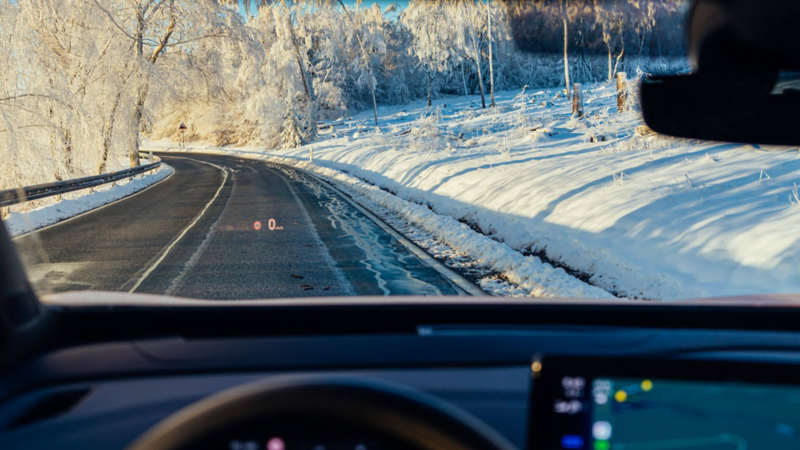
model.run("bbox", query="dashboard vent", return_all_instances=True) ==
[7,387,92,429]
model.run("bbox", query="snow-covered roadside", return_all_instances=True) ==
[282,89,800,301]
[4,164,173,237]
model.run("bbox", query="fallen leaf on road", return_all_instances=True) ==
[291,274,303,279]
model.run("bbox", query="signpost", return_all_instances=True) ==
[178,121,187,150]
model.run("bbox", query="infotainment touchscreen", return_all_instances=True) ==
[528,358,800,450]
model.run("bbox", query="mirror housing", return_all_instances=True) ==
[641,0,800,145]
[641,72,800,145]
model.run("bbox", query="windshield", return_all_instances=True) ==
[1,0,796,302]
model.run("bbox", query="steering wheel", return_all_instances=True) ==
[126,375,518,450]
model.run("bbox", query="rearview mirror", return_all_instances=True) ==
[641,71,800,145]
[641,0,800,145]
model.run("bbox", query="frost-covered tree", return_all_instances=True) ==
[561,0,571,99]
[404,0,455,107]
[454,0,487,107]
[1,0,691,193]
[281,111,303,149]
[89,0,250,166]
[1,0,132,189]
[279,0,318,142]
[337,0,380,126]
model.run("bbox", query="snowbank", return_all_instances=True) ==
[5,164,173,237]
[147,82,800,300]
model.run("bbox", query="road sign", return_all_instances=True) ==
[178,121,187,130]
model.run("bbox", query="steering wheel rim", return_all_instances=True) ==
[126,375,519,450]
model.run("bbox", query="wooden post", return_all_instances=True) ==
[309,146,313,163]
[617,72,627,113]
[572,83,583,117]
[1,206,8,220]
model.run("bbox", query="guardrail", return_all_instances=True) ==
[0,159,161,209]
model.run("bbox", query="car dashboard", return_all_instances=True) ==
[3,294,800,449]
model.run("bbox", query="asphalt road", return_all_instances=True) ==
[13,153,466,299]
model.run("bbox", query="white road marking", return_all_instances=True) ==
[128,157,228,293]
[164,165,237,296]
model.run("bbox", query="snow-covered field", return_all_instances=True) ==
[5,164,173,237]
[147,81,800,300]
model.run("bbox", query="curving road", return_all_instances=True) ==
[13,153,470,299]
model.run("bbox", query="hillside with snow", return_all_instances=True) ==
[153,82,800,300]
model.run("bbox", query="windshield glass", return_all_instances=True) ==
[2,0,796,302]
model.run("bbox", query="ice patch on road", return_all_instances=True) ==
[274,164,458,296]
[5,164,173,237]
[265,157,613,299]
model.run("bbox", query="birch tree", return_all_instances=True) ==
[460,0,486,108]
[561,0,571,99]
[486,0,496,107]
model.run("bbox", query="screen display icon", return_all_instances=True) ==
[554,399,583,415]
[267,437,286,450]
[562,376,586,398]
[561,435,584,449]
[592,421,612,440]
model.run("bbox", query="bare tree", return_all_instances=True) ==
[486,0,495,107]
[405,1,451,108]
[90,0,245,166]
[462,0,486,108]
[561,0,571,99]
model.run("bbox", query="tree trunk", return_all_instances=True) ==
[572,83,583,117]
[130,83,148,168]
[613,43,625,78]
[637,28,646,58]
[461,64,468,97]
[606,41,613,81]
[427,75,432,107]
[129,10,176,168]
[151,17,175,64]
[129,6,145,168]
[487,0,495,107]
[656,27,662,59]
[465,2,486,108]
[99,90,123,174]
[561,0,571,100]
[63,128,72,174]
[616,72,627,113]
